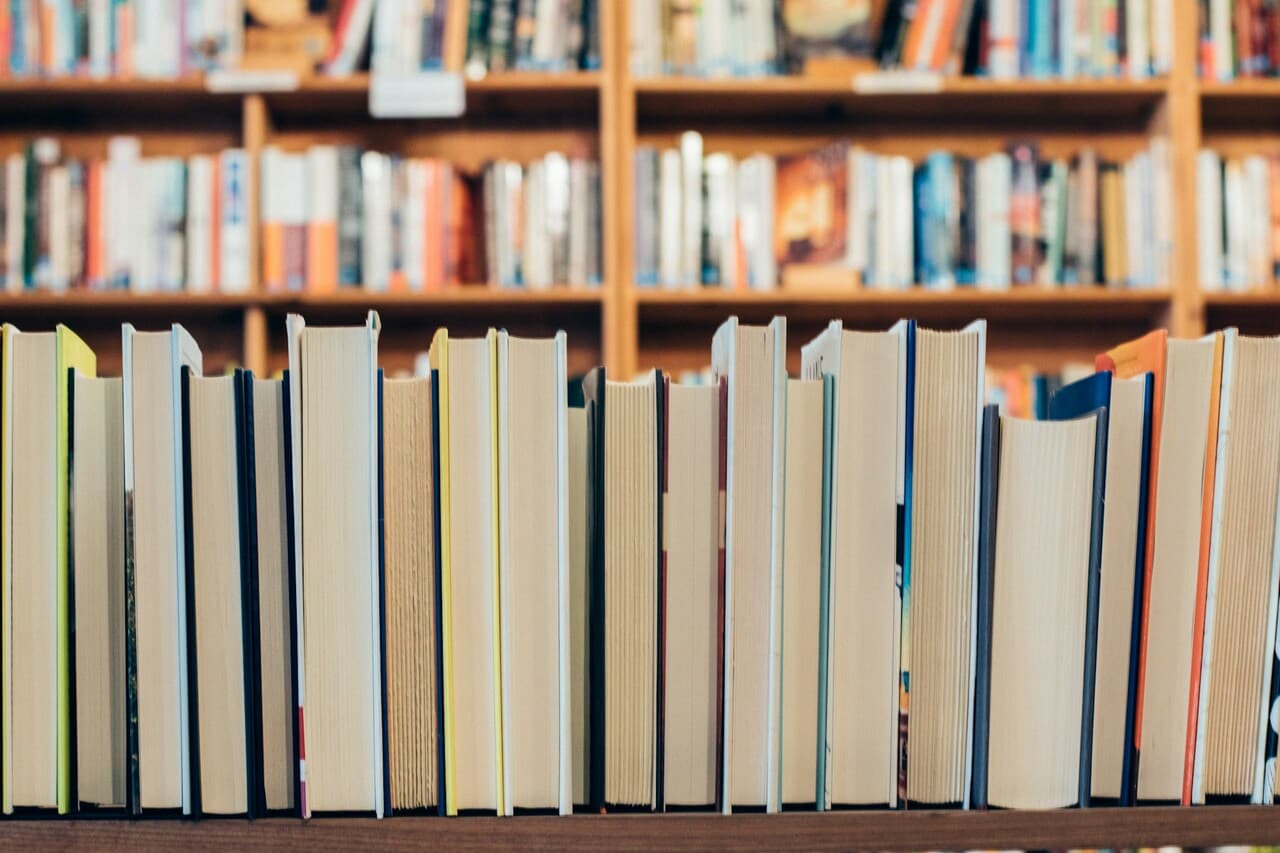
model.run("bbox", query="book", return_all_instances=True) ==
[284,312,386,817]
[583,366,663,810]
[662,378,726,810]
[977,405,1107,809]
[497,331,570,814]
[1193,334,1280,803]
[782,0,880,64]
[70,371,127,811]
[122,322,202,814]
[801,320,909,808]
[1051,371,1154,805]
[774,142,849,275]
[249,377,296,814]
[900,320,986,806]
[778,376,824,808]
[712,316,786,812]
[1,324,94,814]
[382,375,441,813]
[183,369,262,817]
[428,328,503,815]
[567,401,589,807]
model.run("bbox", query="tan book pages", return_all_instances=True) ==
[663,382,721,807]
[568,407,589,807]
[989,415,1096,809]
[779,378,822,805]
[189,377,248,815]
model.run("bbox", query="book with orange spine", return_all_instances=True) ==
[1096,329,1167,803]
[84,159,103,289]
[260,148,286,293]
[423,159,444,293]
[899,0,935,68]
[306,146,339,294]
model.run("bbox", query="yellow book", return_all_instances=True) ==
[429,328,504,816]
[1,325,95,814]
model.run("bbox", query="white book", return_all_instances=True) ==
[713,316,787,813]
[890,156,915,289]
[370,0,403,75]
[1123,155,1142,287]
[1126,0,1149,78]
[497,332,570,815]
[1197,150,1224,292]
[328,0,377,75]
[699,0,732,76]
[523,160,549,289]
[704,152,737,288]
[1059,0,1077,78]
[1151,138,1173,288]
[568,158,590,288]
[846,147,873,276]
[543,153,570,286]
[986,0,1020,79]
[1151,0,1173,74]
[362,152,393,291]
[48,165,70,292]
[629,0,662,76]
[680,132,704,288]
[403,159,426,291]
[218,149,251,294]
[186,155,215,294]
[872,156,895,289]
[89,0,110,76]
[4,155,22,292]
[801,321,907,808]
[1245,156,1271,289]
[659,149,683,288]
[1211,0,1233,81]
[305,145,340,292]
[107,136,141,289]
[1224,160,1248,291]
[533,0,565,67]
[122,323,202,813]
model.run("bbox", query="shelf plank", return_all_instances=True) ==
[2,806,1276,851]
[1200,79,1280,128]
[634,287,1172,323]
[632,76,1167,123]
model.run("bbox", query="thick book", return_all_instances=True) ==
[800,319,911,808]
[1051,370,1154,805]
[583,366,664,811]
[122,323,202,815]
[661,378,725,811]
[712,316,786,813]
[1192,334,1280,804]
[2,325,95,814]
[497,332,570,815]
[975,404,1107,809]
[428,328,503,816]
[900,320,985,808]
[285,312,387,817]
[70,371,127,811]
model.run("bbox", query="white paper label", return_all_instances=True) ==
[852,70,944,94]
[204,69,301,92]
[369,71,465,119]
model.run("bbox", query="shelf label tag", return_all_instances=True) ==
[369,72,465,119]
[853,70,944,94]
[204,69,301,92]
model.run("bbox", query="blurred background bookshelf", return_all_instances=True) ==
[2,2,1280,395]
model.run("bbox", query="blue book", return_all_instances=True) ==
[815,373,835,810]
[894,319,915,805]
[921,152,955,289]
[1049,370,1154,806]
[1029,0,1056,78]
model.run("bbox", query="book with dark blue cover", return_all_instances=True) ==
[1050,371,1153,806]
[970,404,1000,809]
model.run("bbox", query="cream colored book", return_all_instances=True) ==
[285,312,384,817]
[567,405,589,808]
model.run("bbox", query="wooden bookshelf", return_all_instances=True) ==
[1,805,1277,850]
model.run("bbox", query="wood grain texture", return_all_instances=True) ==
[1,806,1278,851]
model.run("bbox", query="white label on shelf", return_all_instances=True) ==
[204,69,301,92]
[853,70,944,94]
[369,72,465,119]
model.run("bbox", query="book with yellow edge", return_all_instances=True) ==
[1,324,95,814]
[429,328,505,816]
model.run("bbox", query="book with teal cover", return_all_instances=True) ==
[814,373,835,809]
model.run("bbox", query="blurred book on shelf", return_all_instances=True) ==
[630,0,1171,80]
[1201,0,1280,81]
[260,145,602,292]
[1198,147,1280,292]
[633,131,1171,292]
[0,136,250,294]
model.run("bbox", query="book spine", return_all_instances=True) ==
[487,0,514,72]
[337,146,362,288]
[1008,142,1039,285]
[306,147,339,294]
[218,148,250,294]
[260,147,284,292]
[512,0,536,68]
[464,0,489,74]
[581,0,599,69]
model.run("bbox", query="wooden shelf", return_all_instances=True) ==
[3,805,1277,851]
[1203,290,1280,306]
[632,75,1167,123]
[634,287,1172,324]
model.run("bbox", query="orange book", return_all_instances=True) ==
[928,0,964,71]
[1182,331,1226,805]
[40,3,53,73]
[1096,328,1168,794]
[900,0,935,69]
[306,147,339,294]
[115,3,133,77]
[261,149,286,292]
[423,159,443,293]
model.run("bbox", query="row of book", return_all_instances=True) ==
[0,137,252,294]
[633,134,1171,291]
[1197,148,1280,292]
[261,145,602,292]
[0,0,242,79]
[630,0,1174,80]
[1200,0,1280,81]
[9,313,1280,818]
[0,136,602,293]
[333,0,602,76]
